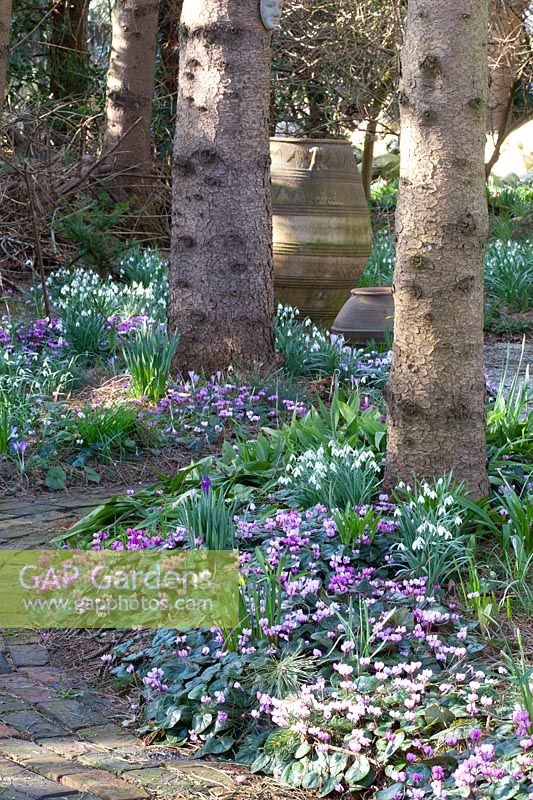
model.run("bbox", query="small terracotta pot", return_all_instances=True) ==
[331,287,394,345]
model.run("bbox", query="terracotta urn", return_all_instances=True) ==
[331,287,394,344]
[270,137,372,327]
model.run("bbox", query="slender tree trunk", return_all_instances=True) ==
[50,0,89,100]
[361,117,377,201]
[160,0,183,96]
[488,0,526,134]
[0,0,12,125]
[101,0,159,206]
[384,0,490,497]
[168,0,275,374]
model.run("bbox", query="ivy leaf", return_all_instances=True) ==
[45,466,66,491]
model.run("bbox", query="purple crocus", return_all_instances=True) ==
[11,440,29,454]
[200,475,212,494]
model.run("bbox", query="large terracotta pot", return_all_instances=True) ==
[270,137,372,327]
[332,287,394,345]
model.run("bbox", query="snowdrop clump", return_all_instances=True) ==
[391,477,469,587]
[45,250,168,323]
[279,441,381,509]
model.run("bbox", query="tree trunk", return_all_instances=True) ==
[361,117,377,201]
[168,0,275,374]
[0,0,12,125]
[101,0,159,207]
[50,0,89,100]
[160,0,183,96]
[384,0,489,498]
[488,0,526,134]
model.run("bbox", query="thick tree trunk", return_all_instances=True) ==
[384,0,489,498]
[101,0,159,205]
[50,0,89,100]
[0,0,12,125]
[168,0,275,374]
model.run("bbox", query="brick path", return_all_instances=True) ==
[0,629,256,799]
[0,495,256,800]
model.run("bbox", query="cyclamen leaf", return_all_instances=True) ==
[376,784,405,800]
[45,466,66,491]
[250,753,272,774]
[316,776,338,797]
[344,754,371,785]
[294,742,312,759]
[197,734,234,756]
[301,770,321,790]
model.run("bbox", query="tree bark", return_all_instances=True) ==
[50,0,89,100]
[0,0,12,125]
[384,0,490,498]
[101,0,159,206]
[168,0,275,374]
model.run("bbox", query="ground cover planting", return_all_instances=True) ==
[53,331,531,799]
[1,248,532,800]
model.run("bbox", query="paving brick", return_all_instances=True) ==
[76,750,143,775]
[39,738,98,760]
[112,747,166,768]
[0,675,34,691]
[0,755,77,798]
[1,710,68,739]
[0,654,11,674]
[124,766,185,797]
[0,723,23,739]
[60,769,149,799]
[18,668,79,688]
[0,789,28,800]
[9,684,53,703]
[77,726,139,750]
[166,759,236,788]
[36,701,105,732]
[0,738,81,781]
[0,696,29,715]
[54,795,102,800]
[8,646,49,668]
[2,633,41,646]
[51,795,102,800]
